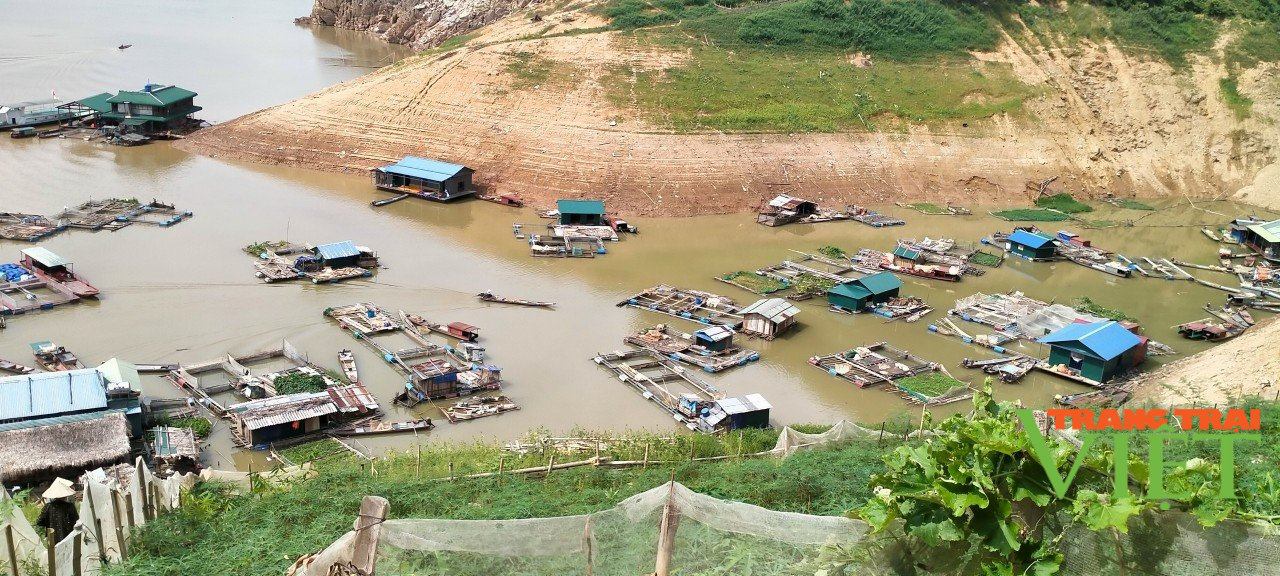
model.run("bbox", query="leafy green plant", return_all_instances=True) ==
[991,209,1071,222]
[792,272,836,295]
[1219,76,1253,119]
[273,373,327,395]
[906,202,948,215]
[894,372,967,399]
[817,246,847,259]
[1034,193,1093,214]
[969,251,1003,267]
[1073,296,1136,322]
[720,271,789,294]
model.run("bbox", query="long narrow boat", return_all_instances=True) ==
[401,311,480,342]
[476,292,554,308]
[0,358,38,375]
[338,349,359,384]
[330,419,434,436]
[21,247,99,297]
[30,340,83,371]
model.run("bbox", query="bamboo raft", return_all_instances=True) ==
[442,395,520,422]
[617,285,744,328]
[623,324,760,373]
[808,342,938,388]
[847,206,905,227]
[0,213,62,241]
[591,349,723,431]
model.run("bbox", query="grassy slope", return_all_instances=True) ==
[580,0,1278,132]
[109,398,1280,576]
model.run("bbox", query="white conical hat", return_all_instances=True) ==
[41,477,75,499]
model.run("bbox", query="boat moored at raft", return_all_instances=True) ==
[20,247,98,297]
[338,348,359,384]
[30,340,83,371]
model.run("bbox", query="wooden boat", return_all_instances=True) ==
[476,292,554,308]
[338,349,359,384]
[401,312,480,342]
[1177,318,1245,341]
[476,193,524,207]
[443,395,519,422]
[536,209,560,219]
[604,215,638,233]
[10,127,36,139]
[371,193,410,207]
[1202,226,1223,242]
[0,358,38,375]
[37,128,67,139]
[30,341,83,371]
[330,419,434,436]
[21,247,99,297]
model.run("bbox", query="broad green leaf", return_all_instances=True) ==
[980,560,1015,576]
[937,480,990,516]
[973,507,1021,554]
[907,517,964,546]
[1073,490,1143,533]
[857,497,898,533]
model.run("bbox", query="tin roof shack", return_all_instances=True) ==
[0,368,110,425]
[756,195,818,226]
[1037,321,1145,384]
[739,298,799,339]
[0,411,131,485]
[826,272,902,312]
[71,84,201,134]
[557,200,606,226]
[150,425,200,477]
[1006,230,1058,261]
[98,358,145,436]
[227,392,338,447]
[20,247,98,298]
[693,326,734,352]
[1242,219,1280,263]
[710,394,772,431]
[307,241,378,269]
[373,157,475,202]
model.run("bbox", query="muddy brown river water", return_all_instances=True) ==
[2,1,1276,470]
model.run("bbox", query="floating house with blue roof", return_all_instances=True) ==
[1006,229,1058,261]
[1037,320,1147,384]
[373,156,475,201]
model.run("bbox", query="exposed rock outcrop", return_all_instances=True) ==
[302,0,542,50]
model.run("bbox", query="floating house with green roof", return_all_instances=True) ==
[825,272,903,312]
[557,199,606,226]
[60,84,201,134]
[1242,219,1280,263]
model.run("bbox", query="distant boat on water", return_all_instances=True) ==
[118,44,132,50]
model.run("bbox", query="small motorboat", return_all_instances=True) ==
[118,44,132,50]
[0,358,38,375]
[330,419,434,437]
[401,311,480,342]
[338,348,359,384]
[30,341,84,371]
[9,127,36,139]
[476,193,524,207]
[477,291,554,308]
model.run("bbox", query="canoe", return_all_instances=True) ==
[371,193,410,207]
[477,292,554,308]
[338,348,359,384]
[331,419,434,437]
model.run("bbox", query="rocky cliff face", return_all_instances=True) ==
[304,0,540,50]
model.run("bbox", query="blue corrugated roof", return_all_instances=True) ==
[1009,230,1055,249]
[378,156,467,182]
[0,369,108,422]
[1037,321,1140,361]
[0,408,125,433]
[315,241,361,260]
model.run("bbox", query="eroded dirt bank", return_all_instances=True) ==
[185,4,1279,216]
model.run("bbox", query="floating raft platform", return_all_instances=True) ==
[808,342,938,388]
[253,253,305,283]
[591,349,723,431]
[623,324,760,373]
[529,234,605,258]
[0,276,80,315]
[325,303,402,335]
[53,198,191,231]
[442,395,520,422]
[0,213,63,241]
[617,285,744,328]
[552,225,619,242]
[848,205,905,227]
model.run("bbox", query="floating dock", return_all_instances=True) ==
[591,349,727,431]
[623,324,760,373]
[442,395,520,422]
[808,342,938,388]
[848,205,905,227]
[0,213,63,241]
[0,274,81,315]
[617,285,744,328]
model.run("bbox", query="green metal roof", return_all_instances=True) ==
[852,272,902,295]
[892,245,921,260]
[828,283,871,300]
[556,199,605,215]
[1247,220,1280,243]
[72,92,114,113]
[106,85,197,106]
[21,247,69,267]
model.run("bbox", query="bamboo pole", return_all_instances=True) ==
[45,529,56,576]
[72,530,82,576]
[92,519,106,565]
[5,524,17,576]
[497,455,505,488]
[642,443,650,470]
[653,480,681,576]
[111,493,127,561]
[415,445,421,479]
[124,493,135,529]
[584,514,594,576]
[546,453,556,476]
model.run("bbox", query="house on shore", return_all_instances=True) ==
[373,157,474,202]
[0,368,135,485]
[1037,320,1146,384]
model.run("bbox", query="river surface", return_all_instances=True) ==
[2,2,1276,470]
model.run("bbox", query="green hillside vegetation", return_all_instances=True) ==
[106,390,1280,576]
[591,0,1279,131]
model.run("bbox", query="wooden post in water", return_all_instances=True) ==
[45,529,56,576]
[4,524,16,576]
[350,496,389,576]
[653,479,681,576]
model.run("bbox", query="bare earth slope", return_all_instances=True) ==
[183,5,1279,216]
[1131,316,1280,407]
